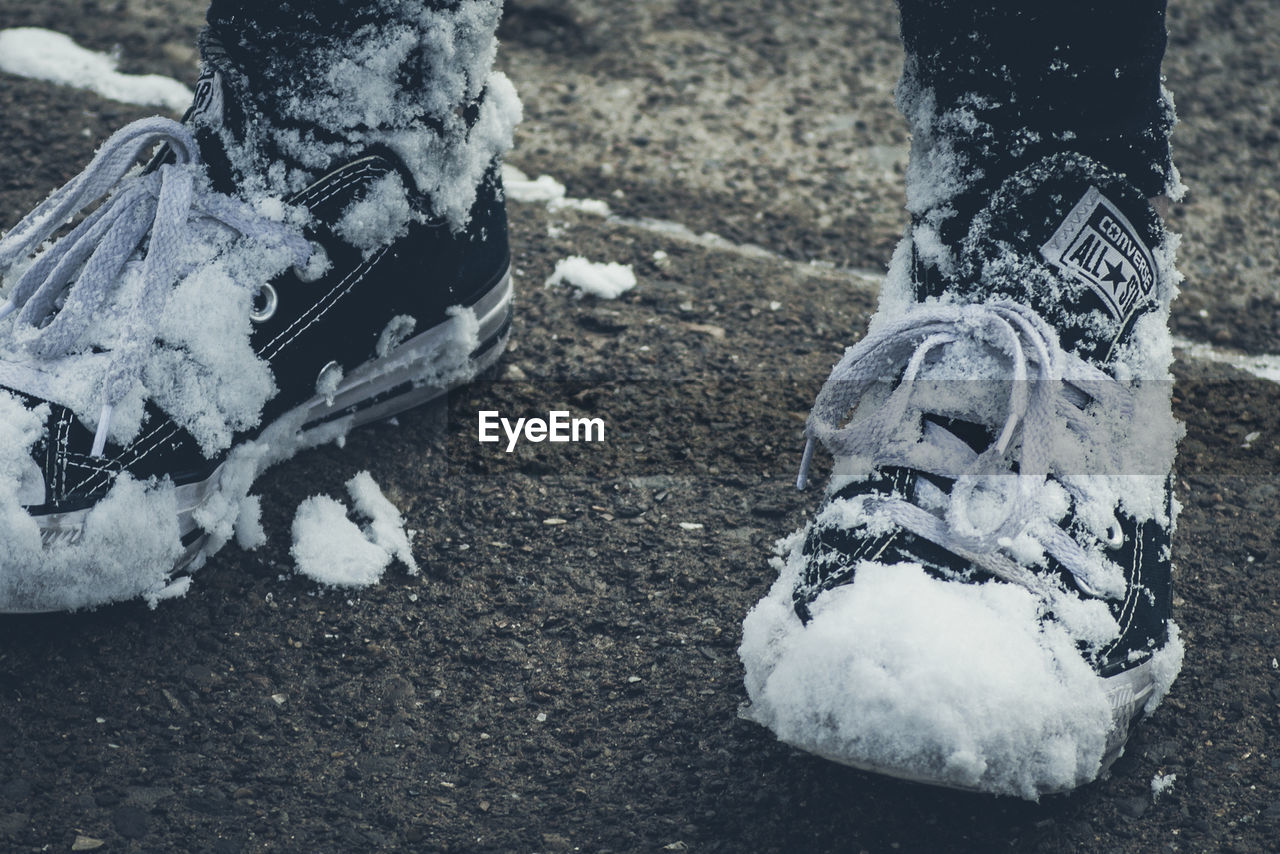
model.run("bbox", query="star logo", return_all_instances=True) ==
[1041,187,1157,324]
[1101,259,1129,289]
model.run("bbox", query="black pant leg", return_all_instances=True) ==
[896,0,1174,198]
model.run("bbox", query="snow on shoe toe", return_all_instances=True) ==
[739,559,1115,799]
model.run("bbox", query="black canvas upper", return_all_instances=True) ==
[11,48,510,514]
[793,153,1175,679]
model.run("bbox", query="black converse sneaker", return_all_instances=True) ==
[0,43,514,612]
[739,153,1184,799]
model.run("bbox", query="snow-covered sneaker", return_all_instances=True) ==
[0,46,514,613]
[739,153,1185,799]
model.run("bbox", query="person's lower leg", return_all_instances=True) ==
[199,0,520,227]
[894,0,1178,297]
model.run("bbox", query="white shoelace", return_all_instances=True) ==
[797,301,1133,600]
[0,117,310,456]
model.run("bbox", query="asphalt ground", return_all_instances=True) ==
[1,1,1279,852]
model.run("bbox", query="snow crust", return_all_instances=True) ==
[545,257,636,300]
[0,28,193,112]
[290,471,418,588]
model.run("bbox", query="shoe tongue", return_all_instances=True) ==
[954,153,1168,370]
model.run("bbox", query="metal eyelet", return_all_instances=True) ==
[250,283,278,323]
[1104,522,1125,550]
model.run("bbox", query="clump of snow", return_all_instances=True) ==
[0,398,183,612]
[545,257,636,300]
[146,221,296,454]
[1151,771,1176,801]
[554,197,613,217]
[294,244,331,283]
[376,315,417,358]
[0,28,193,112]
[740,550,1115,800]
[346,471,418,574]
[1143,621,1185,715]
[290,471,418,588]
[316,363,344,405]
[501,165,566,204]
[291,495,390,588]
[148,575,192,604]
[334,172,418,257]
[1158,86,1188,202]
[500,165,613,216]
[234,495,267,550]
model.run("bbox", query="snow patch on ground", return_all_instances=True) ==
[291,495,390,588]
[502,165,566,204]
[290,471,418,588]
[347,470,419,574]
[1172,336,1280,385]
[0,28,192,112]
[1151,771,1176,801]
[500,165,612,216]
[545,256,636,300]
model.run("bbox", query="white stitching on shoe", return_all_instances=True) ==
[256,245,384,358]
[56,409,71,500]
[1101,528,1145,661]
[259,245,387,359]
[298,161,385,210]
[69,244,386,497]
[0,118,312,457]
[60,159,393,498]
[45,410,59,500]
